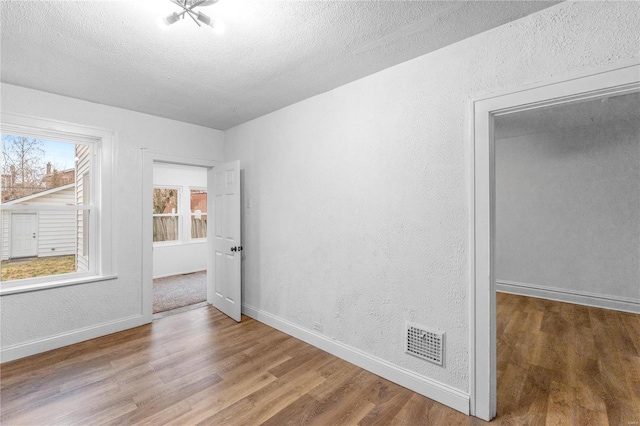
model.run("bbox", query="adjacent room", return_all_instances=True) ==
[1,1,638,423]
[494,91,640,422]
[152,163,209,318]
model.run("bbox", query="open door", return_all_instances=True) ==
[207,160,242,322]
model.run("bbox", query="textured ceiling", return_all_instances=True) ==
[1,1,560,130]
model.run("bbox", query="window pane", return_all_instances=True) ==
[190,189,207,239]
[2,134,77,203]
[191,215,207,239]
[153,188,178,214]
[154,216,179,242]
[190,189,207,214]
[1,135,86,282]
[1,212,80,281]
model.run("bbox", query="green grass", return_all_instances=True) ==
[1,255,76,281]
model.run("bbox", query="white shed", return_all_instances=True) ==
[1,183,76,260]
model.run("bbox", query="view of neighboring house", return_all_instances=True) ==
[191,191,206,214]
[1,144,89,272]
[2,165,44,202]
[41,162,75,190]
[1,183,76,260]
[2,162,75,203]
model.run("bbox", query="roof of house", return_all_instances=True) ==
[3,183,75,205]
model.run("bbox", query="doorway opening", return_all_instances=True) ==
[493,91,640,423]
[141,151,242,325]
[152,163,209,319]
[470,63,640,421]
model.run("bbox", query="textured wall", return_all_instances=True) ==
[225,2,640,393]
[0,84,225,348]
[496,118,640,300]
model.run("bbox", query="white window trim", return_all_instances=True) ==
[0,112,115,295]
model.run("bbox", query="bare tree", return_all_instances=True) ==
[2,135,46,201]
[152,188,179,242]
[153,188,177,214]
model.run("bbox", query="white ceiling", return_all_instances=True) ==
[1,1,559,130]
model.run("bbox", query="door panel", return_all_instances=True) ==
[11,213,38,258]
[207,161,241,322]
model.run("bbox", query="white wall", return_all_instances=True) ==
[153,163,208,278]
[224,0,640,401]
[0,83,224,355]
[495,118,640,308]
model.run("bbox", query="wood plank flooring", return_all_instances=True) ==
[1,294,639,425]
[496,292,640,425]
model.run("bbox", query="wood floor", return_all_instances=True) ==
[495,292,640,425]
[1,294,638,425]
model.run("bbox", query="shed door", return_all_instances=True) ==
[207,160,242,322]
[11,213,38,258]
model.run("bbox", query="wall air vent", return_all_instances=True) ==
[406,322,444,366]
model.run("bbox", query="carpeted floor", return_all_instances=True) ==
[153,271,207,314]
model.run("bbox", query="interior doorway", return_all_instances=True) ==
[152,163,209,318]
[470,62,640,421]
[141,151,242,325]
[492,91,640,423]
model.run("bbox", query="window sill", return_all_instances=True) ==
[153,240,207,248]
[0,274,118,296]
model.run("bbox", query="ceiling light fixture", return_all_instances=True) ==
[163,0,219,28]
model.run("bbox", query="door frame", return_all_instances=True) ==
[10,212,39,259]
[469,61,640,421]
[141,149,222,323]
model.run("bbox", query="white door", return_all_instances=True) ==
[11,213,38,258]
[207,160,242,322]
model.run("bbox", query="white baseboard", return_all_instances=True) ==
[242,304,469,415]
[1,314,147,363]
[496,280,640,314]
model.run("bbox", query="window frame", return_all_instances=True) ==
[152,185,182,245]
[0,112,115,295]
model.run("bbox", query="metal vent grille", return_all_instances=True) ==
[406,322,444,366]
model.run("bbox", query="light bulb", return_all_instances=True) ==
[196,11,213,27]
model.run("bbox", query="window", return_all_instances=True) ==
[153,187,180,242]
[190,188,207,239]
[152,187,207,243]
[0,113,114,294]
